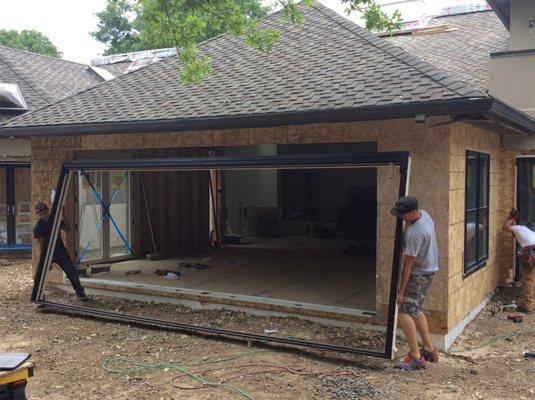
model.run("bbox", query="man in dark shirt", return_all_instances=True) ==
[33,202,87,301]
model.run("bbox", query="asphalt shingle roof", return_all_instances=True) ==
[0,45,103,111]
[384,10,508,93]
[1,1,486,131]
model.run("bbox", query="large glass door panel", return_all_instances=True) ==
[78,171,104,262]
[77,171,131,263]
[109,171,131,258]
[14,168,32,245]
[0,165,31,249]
[0,168,7,247]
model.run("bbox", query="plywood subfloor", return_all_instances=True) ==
[88,238,376,310]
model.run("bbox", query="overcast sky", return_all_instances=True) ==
[0,0,487,65]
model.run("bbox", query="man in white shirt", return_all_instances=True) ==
[503,209,535,314]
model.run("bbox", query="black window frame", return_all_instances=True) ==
[464,150,490,276]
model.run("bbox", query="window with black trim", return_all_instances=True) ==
[464,151,490,275]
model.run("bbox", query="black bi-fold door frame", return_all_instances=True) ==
[31,152,409,359]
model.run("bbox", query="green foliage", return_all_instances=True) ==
[91,0,144,55]
[277,0,313,23]
[92,0,271,57]
[92,0,403,82]
[340,0,403,32]
[0,29,62,58]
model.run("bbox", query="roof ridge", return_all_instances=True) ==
[433,9,494,19]
[0,50,50,105]
[310,1,485,99]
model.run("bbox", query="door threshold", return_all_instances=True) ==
[79,278,379,321]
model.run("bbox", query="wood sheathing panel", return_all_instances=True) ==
[31,117,494,334]
[447,122,502,330]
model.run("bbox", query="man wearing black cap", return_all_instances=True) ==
[33,202,88,301]
[390,196,439,370]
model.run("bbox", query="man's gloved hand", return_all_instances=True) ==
[508,208,520,221]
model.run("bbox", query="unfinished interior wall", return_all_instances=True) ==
[224,145,278,236]
[447,122,501,331]
[31,117,456,333]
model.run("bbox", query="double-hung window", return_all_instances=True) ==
[464,151,490,275]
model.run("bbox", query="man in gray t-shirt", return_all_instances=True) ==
[390,196,439,370]
[404,209,439,276]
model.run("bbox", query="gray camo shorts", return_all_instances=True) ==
[399,272,435,317]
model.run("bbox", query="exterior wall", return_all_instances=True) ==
[499,146,535,283]
[508,0,535,52]
[31,117,455,333]
[447,122,502,330]
[489,0,535,118]
[499,149,516,282]
[0,138,31,162]
[490,52,535,118]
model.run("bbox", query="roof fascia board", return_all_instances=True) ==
[485,98,535,134]
[0,97,493,138]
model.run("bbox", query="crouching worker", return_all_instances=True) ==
[390,196,439,370]
[503,209,534,314]
[33,202,88,301]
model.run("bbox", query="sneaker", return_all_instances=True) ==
[395,353,426,370]
[517,305,534,315]
[420,348,439,363]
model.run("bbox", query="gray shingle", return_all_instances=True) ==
[0,45,103,112]
[384,10,507,92]
[1,1,486,131]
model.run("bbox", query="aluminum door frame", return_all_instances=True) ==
[31,152,409,358]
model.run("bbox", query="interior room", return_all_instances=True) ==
[67,143,385,316]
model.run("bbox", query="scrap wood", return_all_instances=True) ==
[125,269,141,275]
[178,262,210,270]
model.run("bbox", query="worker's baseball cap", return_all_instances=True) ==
[34,202,49,212]
[390,196,418,217]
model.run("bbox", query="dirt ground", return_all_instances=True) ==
[1,254,534,400]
